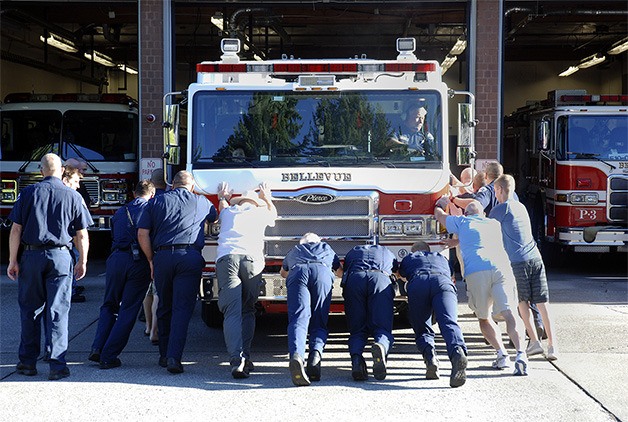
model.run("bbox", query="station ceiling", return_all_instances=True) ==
[1,1,626,85]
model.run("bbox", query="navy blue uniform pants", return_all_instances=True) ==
[154,249,204,361]
[286,263,333,357]
[343,271,395,355]
[91,251,151,362]
[406,272,467,359]
[18,249,73,371]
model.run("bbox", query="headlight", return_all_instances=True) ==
[382,221,403,235]
[570,192,598,205]
[403,221,423,235]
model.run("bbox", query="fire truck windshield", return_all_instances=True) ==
[191,90,443,169]
[0,110,138,162]
[558,115,628,160]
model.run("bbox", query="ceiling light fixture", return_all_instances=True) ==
[558,66,579,77]
[578,54,606,69]
[441,55,457,75]
[84,50,116,67]
[211,13,224,31]
[607,37,628,55]
[39,32,78,53]
[117,64,138,75]
[449,38,467,56]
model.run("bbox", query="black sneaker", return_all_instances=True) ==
[351,354,368,381]
[371,342,387,380]
[16,362,37,376]
[158,356,168,368]
[244,359,255,373]
[306,350,321,381]
[230,357,249,379]
[167,358,184,374]
[88,349,101,363]
[450,346,467,388]
[99,358,122,370]
[424,352,440,380]
[289,353,310,386]
[48,367,70,381]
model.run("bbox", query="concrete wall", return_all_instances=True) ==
[0,60,138,100]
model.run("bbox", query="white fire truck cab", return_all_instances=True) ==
[1,93,140,230]
[504,89,628,256]
[163,38,476,327]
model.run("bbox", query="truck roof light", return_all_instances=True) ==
[397,38,416,53]
[221,38,241,54]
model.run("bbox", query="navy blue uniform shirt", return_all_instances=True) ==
[9,176,92,246]
[137,187,216,250]
[111,197,150,250]
[282,242,341,272]
[342,245,397,277]
[399,251,451,280]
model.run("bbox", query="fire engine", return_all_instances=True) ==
[1,93,140,230]
[504,89,628,256]
[163,38,476,327]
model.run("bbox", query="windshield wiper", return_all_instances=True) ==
[18,142,56,172]
[568,151,616,170]
[65,142,100,173]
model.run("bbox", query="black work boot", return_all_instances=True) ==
[449,346,468,388]
[351,354,368,381]
[423,349,440,380]
[371,342,387,380]
[306,350,322,381]
[289,353,311,386]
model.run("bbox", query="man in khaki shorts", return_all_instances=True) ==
[434,199,529,376]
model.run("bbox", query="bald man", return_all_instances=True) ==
[8,153,92,380]
[137,170,216,374]
[435,198,529,376]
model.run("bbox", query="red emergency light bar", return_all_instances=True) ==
[559,94,628,105]
[4,92,138,107]
[196,62,436,74]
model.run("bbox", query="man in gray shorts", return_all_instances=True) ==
[435,198,529,376]
[490,174,558,361]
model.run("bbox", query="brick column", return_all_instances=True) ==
[474,1,501,160]
[138,0,164,160]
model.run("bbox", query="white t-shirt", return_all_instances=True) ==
[216,202,277,274]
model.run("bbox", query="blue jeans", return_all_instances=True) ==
[342,271,394,355]
[286,263,333,357]
[91,251,151,362]
[153,249,204,361]
[18,249,73,371]
[406,272,466,359]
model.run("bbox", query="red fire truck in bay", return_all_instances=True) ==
[163,38,476,326]
[0,93,140,230]
[504,89,628,256]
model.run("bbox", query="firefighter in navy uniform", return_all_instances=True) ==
[88,179,156,369]
[137,171,216,374]
[7,153,92,381]
[341,244,397,381]
[397,241,468,388]
[280,233,342,386]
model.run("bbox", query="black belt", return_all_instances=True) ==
[112,247,131,253]
[156,244,194,252]
[23,244,69,251]
[410,270,451,280]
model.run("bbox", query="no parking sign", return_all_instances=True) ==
[140,158,162,179]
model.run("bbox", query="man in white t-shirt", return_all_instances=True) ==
[216,181,277,379]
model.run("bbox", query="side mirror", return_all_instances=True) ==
[163,103,180,165]
[538,120,550,151]
[457,102,475,166]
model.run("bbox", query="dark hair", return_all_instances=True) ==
[135,179,155,197]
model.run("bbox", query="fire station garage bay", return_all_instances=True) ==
[1,1,627,259]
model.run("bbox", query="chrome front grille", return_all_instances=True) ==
[608,175,628,223]
[264,189,378,258]
[81,177,100,207]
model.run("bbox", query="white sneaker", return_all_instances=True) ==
[546,345,558,361]
[492,352,509,369]
[513,353,528,376]
[526,340,544,356]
